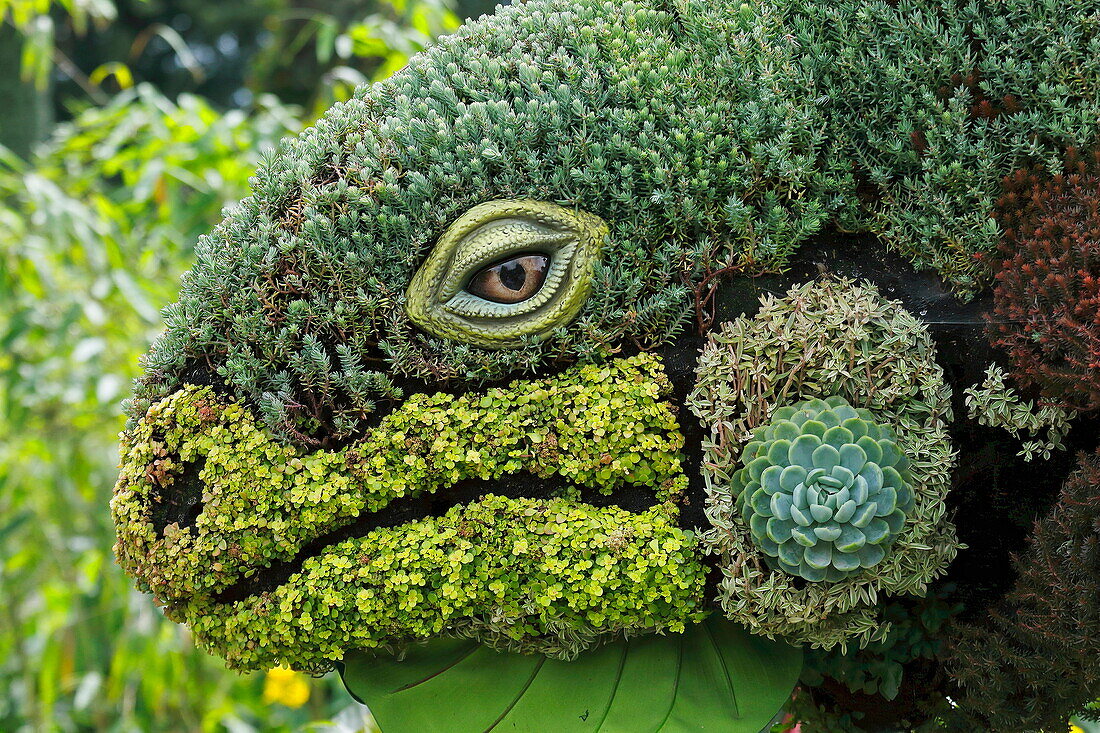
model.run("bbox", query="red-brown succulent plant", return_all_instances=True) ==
[989,147,1100,412]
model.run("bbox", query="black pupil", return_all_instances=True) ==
[499,260,527,291]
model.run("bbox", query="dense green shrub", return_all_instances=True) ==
[176,494,707,672]
[127,0,1100,447]
[689,279,959,649]
[733,396,915,583]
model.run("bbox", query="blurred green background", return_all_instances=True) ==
[0,0,499,729]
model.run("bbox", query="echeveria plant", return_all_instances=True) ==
[733,396,914,582]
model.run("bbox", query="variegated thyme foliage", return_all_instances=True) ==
[688,279,960,649]
[964,364,1077,462]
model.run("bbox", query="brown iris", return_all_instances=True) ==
[465,253,551,304]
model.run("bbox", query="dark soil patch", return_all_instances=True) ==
[149,457,206,536]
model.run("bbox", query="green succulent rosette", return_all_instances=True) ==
[732,396,914,582]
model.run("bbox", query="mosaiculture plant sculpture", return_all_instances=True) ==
[112,0,1100,730]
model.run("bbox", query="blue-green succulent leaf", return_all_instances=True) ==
[838,443,867,473]
[863,518,890,544]
[790,504,812,527]
[832,405,859,422]
[749,513,770,539]
[884,509,907,534]
[751,488,773,516]
[811,444,841,471]
[791,526,817,547]
[841,417,868,439]
[767,440,792,465]
[881,465,905,490]
[831,550,862,573]
[748,456,771,482]
[761,465,785,495]
[830,465,854,487]
[767,517,796,544]
[833,499,858,524]
[850,503,877,528]
[856,435,882,464]
[857,543,886,568]
[773,421,801,442]
[835,525,867,553]
[789,435,821,467]
[772,407,798,422]
[804,543,833,569]
[850,476,869,505]
[823,426,853,448]
[798,563,827,583]
[859,463,883,493]
[875,486,898,516]
[778,540,803,567]
[878,440,903,468]
[780,465,807,492]
[771,492,793,521]
[792,482,808,509]
[801,420,826,438]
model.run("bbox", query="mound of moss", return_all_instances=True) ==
[113,353,687,602]
[175,495,707,672]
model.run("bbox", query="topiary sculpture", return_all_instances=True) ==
[734,396,914,583]
[108,0,1100,730]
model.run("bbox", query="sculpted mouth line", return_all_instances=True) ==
[112,354,709,670]
[213,475,666,604]
[175,493,707,672]
[114,354,687,602]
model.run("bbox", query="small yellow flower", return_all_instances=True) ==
[1069,725,1085,733]
[263,666,310,708]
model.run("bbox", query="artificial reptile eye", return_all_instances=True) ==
[405,200,607,349]
[465,253,551,304]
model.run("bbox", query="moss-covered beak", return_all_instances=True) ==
[111,353,708,672]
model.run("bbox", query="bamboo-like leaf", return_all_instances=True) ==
[340,616,801,732]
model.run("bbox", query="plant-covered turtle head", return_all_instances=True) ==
[734,396,914,582]
[110,0,1100,726]
[114,0,835,676]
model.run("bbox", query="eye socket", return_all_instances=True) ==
[465,253,550,304]
[405,200,607,348]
